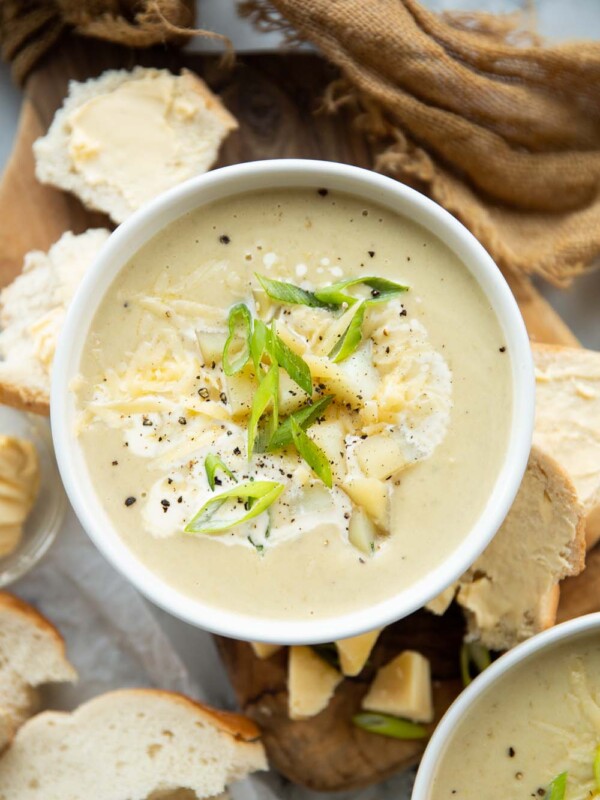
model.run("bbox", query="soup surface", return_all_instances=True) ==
[75,187,512,620]
[430,633,600,800]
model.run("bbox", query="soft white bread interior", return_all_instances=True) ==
[532,343,600,548]
[0,689,266,799]
[0,592,76,751]
[34,67,238,224]
[455,446,585,650]
[0,228,110,415]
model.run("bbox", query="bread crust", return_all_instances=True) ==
[0,592,74,672]
[68,688,262,743]
[0,380,49,416]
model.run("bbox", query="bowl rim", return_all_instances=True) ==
[411,612,600,799]
[51,158,535,644]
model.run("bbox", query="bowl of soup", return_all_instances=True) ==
[51,159,533,643]
[413,613,600,800]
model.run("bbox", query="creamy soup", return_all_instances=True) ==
[74,187,512,621]
[429,633,600,800]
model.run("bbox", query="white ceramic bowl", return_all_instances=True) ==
[412,612,600,799]
[51,159,534,644]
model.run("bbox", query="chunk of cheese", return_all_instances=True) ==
[362,650,434,723]
[288,646,343,720]
[335,629,382,677]
[250,642,283,659]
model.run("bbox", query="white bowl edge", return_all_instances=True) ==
[51,159,535,644]
[411,612,600,799]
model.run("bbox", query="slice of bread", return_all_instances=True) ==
[0,592,77,751]
[532,343,600,548]
[34,67,238,224]
[0,228,110,415]
[0,689,267,799]
[455,446,585,650]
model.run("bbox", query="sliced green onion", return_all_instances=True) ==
[204,453,236,491]
[223,304,252,376]
[290,417,332,488]
[247,535,264,553]
[352,712,427,740]
[184,480,284,534]
[594,745,600,789]
[268,395,334,451]
[250,318,268,373]
[329,301,367,363]
[269,323,312,395]
[248,363,279,457]
[256,273,328,308]
[315,276,409,306]
[547,771,567,800]
[460,641,492,687]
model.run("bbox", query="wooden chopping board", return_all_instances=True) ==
[0,33,594,792]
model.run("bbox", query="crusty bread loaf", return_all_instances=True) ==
[0,228,110,415]
[34,67,238,224]
[532,343,600,548]
[454,446,585,650]
[0,592,76,751]
[0,689,267,799]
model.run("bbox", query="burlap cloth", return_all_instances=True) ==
[0,0,231,83]
[2,0,600,285]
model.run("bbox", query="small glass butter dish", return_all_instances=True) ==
[0,405,66,586]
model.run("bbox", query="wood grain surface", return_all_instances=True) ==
[0,33,596,792]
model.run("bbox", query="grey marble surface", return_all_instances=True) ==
[0,2,599,796]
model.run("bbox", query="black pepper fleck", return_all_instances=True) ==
[317,188,328,197]
[125,496,136,507]
[499,346,506,353]
[178,417,187,425]
[219,234,231,244]
[112,460,118,466]
[198,387,210,399]
[508,747,515,758]
[368,250,375,258]
[220,392,228,404]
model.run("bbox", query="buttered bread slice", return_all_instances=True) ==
[533,343,600,548]
[34,67,238,224]
[456,446,585,650]
[0,228,110,414]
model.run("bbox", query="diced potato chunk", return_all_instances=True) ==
[348,507,376,556]
[362,650,434,723]
[309,420,347,483]
[224,367,256,417]
[250,642,283,659]
[304,346,378,407]
[335,629,382,677]
[354,434,408,479]
[342,476,389,529]
[279,371,311,416]
[288,645,343,720]
[195,330,227,364]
